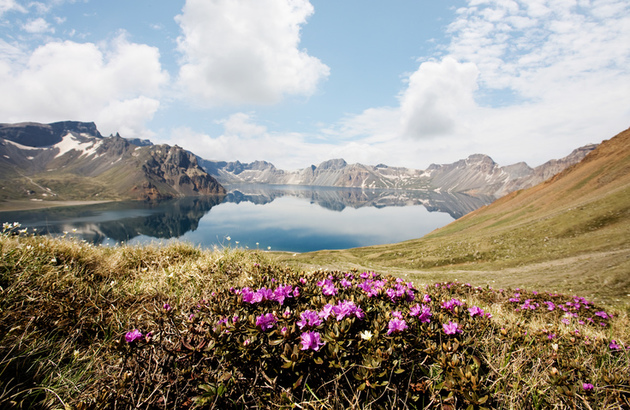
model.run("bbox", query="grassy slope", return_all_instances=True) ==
[278,128,630,306]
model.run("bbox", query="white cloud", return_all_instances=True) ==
[22,17,54,34]
[0,0,26,15]
[169,114,338,169]
[175,0,329,106]
[218,112,267,138]
[0,34,169,139]
[447,0,630,97]
[325,0,630,168]
[398,57,479,138]
[96,97,161,140]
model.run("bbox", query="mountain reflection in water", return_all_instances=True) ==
[1,185,494,252]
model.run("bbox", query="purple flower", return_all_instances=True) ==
[410,304,422,317]
[392,310,404,320]
[125,329,143,343]
[547,333,556,340]
[300,331,326,351]
[422,294,431,303]
[387,318,408,335]
[443,321,462,335]
[410,304,432,323]
[609,340,621,350]
[272,284,294,305]
[297,310,323,329]
[316,304,331,320]
[582,383,594,391]
[300,277,307,284]
[333,300,365,321]
[357,279,386,297]
[241,287,255,303]
[163,303,172,311]
[561,318,570,325]
[340,278,352,288]
[318,279,338,296]
[441,298,463,312]
[595,311,610,319]
[520,299,539,310]
[255,313,277,331]
[468,306,485,317]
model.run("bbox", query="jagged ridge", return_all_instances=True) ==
[0,121,225,201]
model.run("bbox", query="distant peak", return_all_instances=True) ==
[317,158,347,170]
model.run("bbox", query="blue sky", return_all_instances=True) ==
[1,0,629,170]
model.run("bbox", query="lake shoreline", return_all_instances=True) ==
[0,200,115,213]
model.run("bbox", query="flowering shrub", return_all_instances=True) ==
[117,267,630,408]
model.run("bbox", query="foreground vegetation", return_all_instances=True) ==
[1,228,629,409]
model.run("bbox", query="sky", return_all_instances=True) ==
[1,0,629,170]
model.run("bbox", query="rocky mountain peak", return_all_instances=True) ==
[0,121,102,148]
[317,158,348,170]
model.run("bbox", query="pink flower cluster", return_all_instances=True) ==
[125,329,143,343]
[387,318,408,335]
[443,321,462,335]
[239,284,298,305]
[357,278,388,297]
[441,298,464,312]
[409,303,432,323]
[317,277,338,296]
[386,279,415,303]
[300,331,325,351]
[255,313,277,331]
[468,305,491,318]
[320,300,365,321]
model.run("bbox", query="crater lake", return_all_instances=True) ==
[0,185,494,253]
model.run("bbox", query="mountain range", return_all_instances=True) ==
[0,121,225,202]
[199,146,596,198]
[0,121,596,205]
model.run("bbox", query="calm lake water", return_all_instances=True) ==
[1,185,494,253]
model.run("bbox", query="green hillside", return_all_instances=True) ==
[279,128,630,306]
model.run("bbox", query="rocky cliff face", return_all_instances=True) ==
[0,122,225,202]
[139,145,226,200]
[201,145,597,198]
